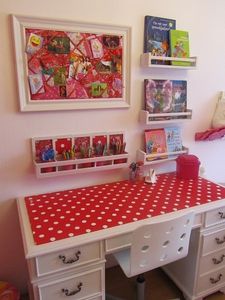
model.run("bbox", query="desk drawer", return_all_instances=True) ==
[197,268,225,293]
[205,206,225,227]
[202,229,225,255]
[105,233,131,253]
[38,265,104,300]
[36,242,102,277]
[199,248,225,274]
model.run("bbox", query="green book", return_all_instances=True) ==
[170,30,190,66]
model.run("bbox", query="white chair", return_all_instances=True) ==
[113,211,194,300]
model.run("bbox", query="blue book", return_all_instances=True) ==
[165,127,183,153]
[144,16,176,64]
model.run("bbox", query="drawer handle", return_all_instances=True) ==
[218,212,225,219]
[62,282,83,296]
[212,254,225,264]
[59,250,81,264]
[215,237,225,244]
[210,274,222,284]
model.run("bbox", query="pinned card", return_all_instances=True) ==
[91,82,107,97]
[26,33,43,54]
[66,81,88,98]
[78,40,92,58]
[47,36,70,54]
[90,38,103,59]
[67,32,83,46]
[28,57,42,74]
[29,73,44,95]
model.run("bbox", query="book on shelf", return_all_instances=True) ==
[144,16,176,64]
[144,79,187,114]
[172,80,187,112]
[164,126,183,153]
[144,128,168,161]
[169,29,191,66]
[144,79,173,113]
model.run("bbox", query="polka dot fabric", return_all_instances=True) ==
[25,173,225,245]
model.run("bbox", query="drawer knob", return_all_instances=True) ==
[218,212,225,219]
[59,250,81,264]
[62,282,83,296]
[210,274,222,284]
[215,236,225,244]
[212,254,225,264]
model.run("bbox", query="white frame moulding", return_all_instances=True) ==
[11,14,131,111]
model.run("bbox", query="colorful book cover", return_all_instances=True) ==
[171,80,187,112]
[144,79,187,113]
[165,127,183,153]
[145,129,168,160]
[144,16,176,64]
[170,30,190,66]
[144,79,173,113]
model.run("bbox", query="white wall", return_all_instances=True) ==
[0,0,225,293]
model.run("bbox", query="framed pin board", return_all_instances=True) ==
[11,15,131,111]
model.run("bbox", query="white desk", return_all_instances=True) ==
[17,173,225,300]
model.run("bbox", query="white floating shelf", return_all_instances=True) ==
[139,109,192,125]
[137,147,188,166]
[32,132,128,178]
[140,53,197,69]
[34,153,129,178]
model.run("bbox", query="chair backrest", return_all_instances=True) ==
[130,211,194,277]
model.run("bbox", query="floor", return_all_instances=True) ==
[106,266,225,300]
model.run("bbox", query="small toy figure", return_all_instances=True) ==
[145,168,157,184]
[129,161,144,181]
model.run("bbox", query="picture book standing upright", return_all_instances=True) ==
[144,79,187,114]
[144,79,173,113]
[171,80,187,112]
[144,128,168,161]
[164,127,183,154]
[144,16,176,64]
[170,30,190,66]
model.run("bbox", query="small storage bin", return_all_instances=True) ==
[176,154,200,180]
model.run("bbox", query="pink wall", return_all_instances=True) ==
[0,0,225,293]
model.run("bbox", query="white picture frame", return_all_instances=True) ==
[11,15,131,112]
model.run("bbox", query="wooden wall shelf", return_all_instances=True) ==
[137,147,188,166]
[140,53,197,69]
[32,132,128,178]
[139,109,192,125]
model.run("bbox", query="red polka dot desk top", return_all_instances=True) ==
[25,173,225,245]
